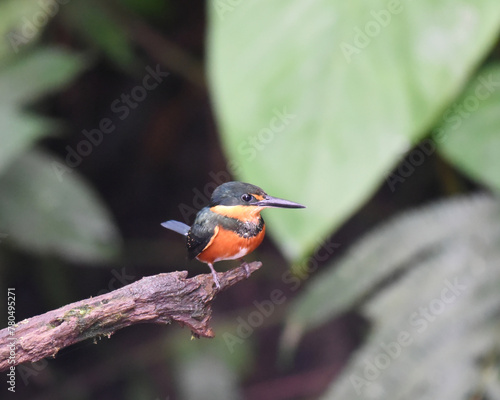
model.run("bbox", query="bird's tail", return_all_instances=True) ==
[161,220,190,236]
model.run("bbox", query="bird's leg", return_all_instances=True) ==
[239,259,251,278]
[207,263,221,290]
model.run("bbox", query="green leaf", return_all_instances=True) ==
[207,0,500,261]
[0,149,121,263]
[0,47,88,173]
[317,195,500,399]
[437,64,500,193]
[282,194,500,350]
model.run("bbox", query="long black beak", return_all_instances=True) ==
[255,195,306,209]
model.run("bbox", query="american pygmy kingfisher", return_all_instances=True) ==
[161,181,305,289]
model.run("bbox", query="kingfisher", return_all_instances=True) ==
[162,181,305,289]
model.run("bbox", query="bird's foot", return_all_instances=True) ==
[208,263,221,290]
[240,260,251,278]
[212,273,221,290]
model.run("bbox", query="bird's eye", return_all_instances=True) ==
[241,194,253,202]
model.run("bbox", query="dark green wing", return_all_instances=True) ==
[186,208,218,259]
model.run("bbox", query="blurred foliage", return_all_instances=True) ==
[279,190,500,395]
[0,47,87,172]
[0,149,120,262]
[208,0,500,262]
[282,194,500,342]
[0,7,120,262]
[284,194,500,399]
[437,64,500,193]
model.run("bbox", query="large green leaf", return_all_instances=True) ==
[0,149,121,262]
[437,64,500,193]
[208,0,500,261]
[0,47,88,173]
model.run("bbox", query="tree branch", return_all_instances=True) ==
[0,262,262,372]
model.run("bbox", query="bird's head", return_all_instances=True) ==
[209,181,305,220]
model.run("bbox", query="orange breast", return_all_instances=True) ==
[196,225,266,264]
